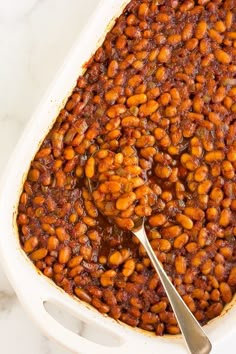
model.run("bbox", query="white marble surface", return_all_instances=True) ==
[0,1,102,353]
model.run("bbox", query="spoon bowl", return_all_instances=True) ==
[87,177,212,354]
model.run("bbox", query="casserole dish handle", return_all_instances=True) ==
[23,284,127,354]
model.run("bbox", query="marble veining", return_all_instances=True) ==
[0,291,16,314]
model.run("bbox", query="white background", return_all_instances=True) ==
[0,1,99,353]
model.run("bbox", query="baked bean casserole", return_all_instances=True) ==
[17,0,236,335]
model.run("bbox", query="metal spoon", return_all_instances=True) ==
[132,218,212,354]
[87,179,212,354]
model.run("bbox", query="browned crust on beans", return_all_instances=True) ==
[18,0,236,337]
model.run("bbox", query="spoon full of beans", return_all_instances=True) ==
[86,149,212,354]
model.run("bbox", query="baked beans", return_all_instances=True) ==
[17,0,236,336]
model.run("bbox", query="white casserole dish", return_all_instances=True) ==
[0,0,236,353]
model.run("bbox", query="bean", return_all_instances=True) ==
[214,21,226,33]
[103,289,117,306]
[74,223,87,237]
[155,66,166,82]
[139,100,159,117]
[190,137,202,157]
[28,169,40,182]
[219,209,231,227]
[210,188,224,204]
[222,160,234,179]
[209,29,223,44]
[120,313,138,327]
[127,94,147,107]
[100,270,116,287]
[165,106,177,117]
[122,259,135,277]
[176,214,193,230]
[136,135,155,148]
[184,207,205,221]
[214,49,232,64]
[211,289,220,302]
[109,251,123,266]
[185,38,199,50]
[92,298,110,313]
[141,312,158,324]
[115,217,134,230]
[195,21,207,39]
[155,165,172,179]
[33,196,45,205]
[59,247,71,264]
[194,166,208,182]
[192,288,205,300]
[47,236,59,251]
[227,148,236,162]
[116,192,136,210]
[105,118,121,131]
[181,153,199,171]
[30,248,48,261]
[80,244,92,261]
[166,326,180,335]
[156,323,165,336]
[75,288,92,303]
[99,181,121,193]
[175,181,184,200]
[219,247,232,260]
[182,23,193,40]
[121,116,140,127]
[151,301,167,314]
[154,127,166,140]
[140,147,156,160]
[167,34,181,45]
[206,303,223,319]
[201,259,213,275]
[23,237,38,253]
[84,200,98,218]
[228,267,236,286]
[138,3,149,19]
[68,256,83,268]
[149,214,166,227]
[107,60,118,78]
[214,264,225,281]
[158,46,171,63]
[198,180,212,194]
[64,147,75,160]
[135,205,152,216]
[191,251,207,267]
[175,256,187,274]
[198,228,208,247]
[226,32,236,40]
[162,225,182,239]
[183,294,196,312]
[107,104,126,118]
[173,233,189,249]
[219,282,232,303]
[55,170,66,187]
[69,265,83,278]
[55,227,70,242]
[36,147,51,159]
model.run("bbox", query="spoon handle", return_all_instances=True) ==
[141,235,212,354]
